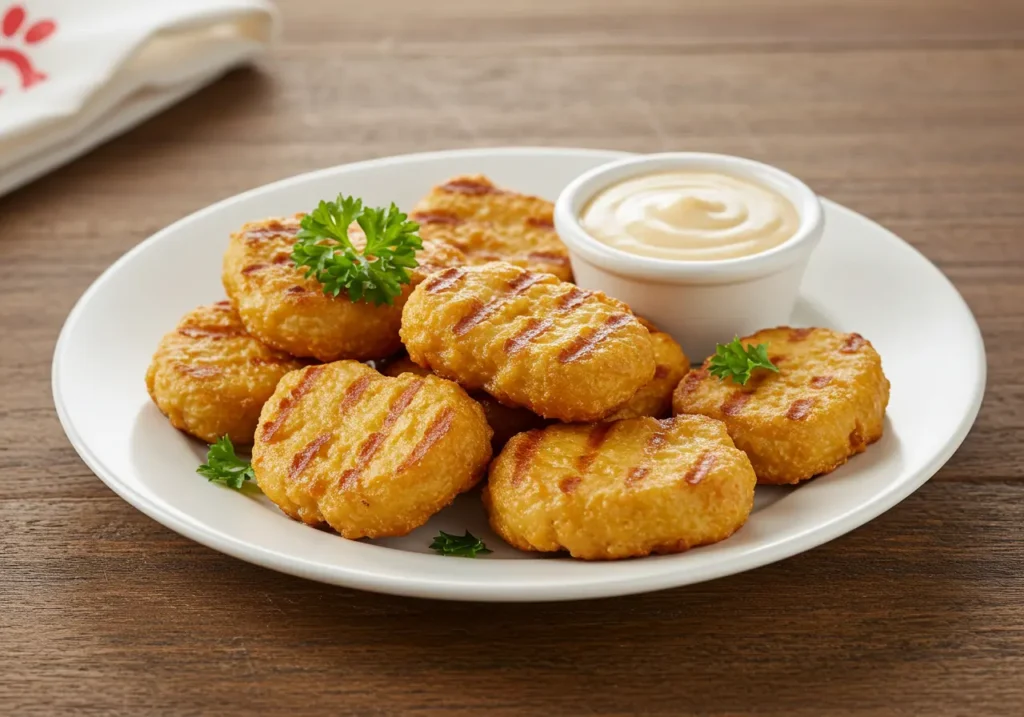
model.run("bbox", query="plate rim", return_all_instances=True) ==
[52,146,987,601]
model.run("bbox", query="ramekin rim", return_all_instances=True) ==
[554,152,824,282]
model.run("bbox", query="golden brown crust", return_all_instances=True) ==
[252,361,492,538]
[222,216,465,362]
[400,262,656,422]
[379,354,548,451]
[145,302,306,445]
[483,415,757,560]
[607,319,690,420]
[412,175,572,281]
[672,326,890,485]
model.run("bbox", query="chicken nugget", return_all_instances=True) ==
[483,415,756,560]
[411,175,573,281]
[673,327,889,485]
[252,361,492,538]
[145,302,305,445]
[380,355,548,451]
[607,319,690,420]
[401,262,656,422]
[223,216,465,362]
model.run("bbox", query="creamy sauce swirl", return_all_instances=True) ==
[580,171,800,261]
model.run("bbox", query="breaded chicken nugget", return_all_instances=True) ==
[252,361,492,538]
[400,262,656,422]
[607,319,690,420]
[673,327,890,485]
[484,415,756,560]
[380,355,548,451]
[411,175,573,281]
[223,216,464,362]
[145,302,305,445]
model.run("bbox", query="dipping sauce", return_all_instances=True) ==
[580,171,800,261]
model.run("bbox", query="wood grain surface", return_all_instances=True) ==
[2,1,1022,714]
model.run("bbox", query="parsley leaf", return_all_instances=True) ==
[291,195,422,305]
[430,531,492,558]
[196,435,254,490]
[707,337,780,386]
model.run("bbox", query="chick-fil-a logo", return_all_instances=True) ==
[0,4,57,96]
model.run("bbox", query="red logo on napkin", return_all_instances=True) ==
[0,4,56,96]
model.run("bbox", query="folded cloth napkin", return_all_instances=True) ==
[0,0,278,196]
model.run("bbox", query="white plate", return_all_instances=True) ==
[53,148,986,602]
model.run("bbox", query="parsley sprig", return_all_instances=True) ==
[291,195,422,305]
[197,435,254,490]
[708,337,780,386]
[430,531,492,558]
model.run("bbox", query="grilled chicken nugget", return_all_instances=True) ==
[411,175,573,281]
[380,355,548,451]
[401,262,656,422]
[253,361,492,538]
[145,302,305,445]
[223,216,465,362]
[673,327,890,485]
[484,415,756,560]
[608,319,690,420]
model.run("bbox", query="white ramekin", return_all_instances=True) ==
[554,152,825,362]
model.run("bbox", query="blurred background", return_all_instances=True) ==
[4,0,1021,268]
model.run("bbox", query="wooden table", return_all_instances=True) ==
[2,1,1022,714]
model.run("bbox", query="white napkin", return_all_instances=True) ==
[0,0,278,196]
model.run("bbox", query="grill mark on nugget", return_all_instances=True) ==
[558,313,632,364]
[453,271,545,337]
[411,210,462,225]
[721,392,751,416]
[510,431,544,487]
[680,369,708,394]
[525,216,555,229]
[338,374,375,413]
[786,398,814,421]
[261,365,326,443]
[242,219,294,242]
[626,428,668,486]
[177,364,220,378]
[504,318,555,355]
[528,251,568,267]
[509,270,547,294]
[789,328,815,341]
[338,379,425,488]
[576,423,615,473]
[289,433,332,480]
[556,286,592,311]
[441,177,499,195]
[625,467,649,487]
[397,407,456,472]
[559,476,582,494]
[424,267,466,293]
[684,451,717,485]
[841,333,866,353]
[178,324,249,340]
